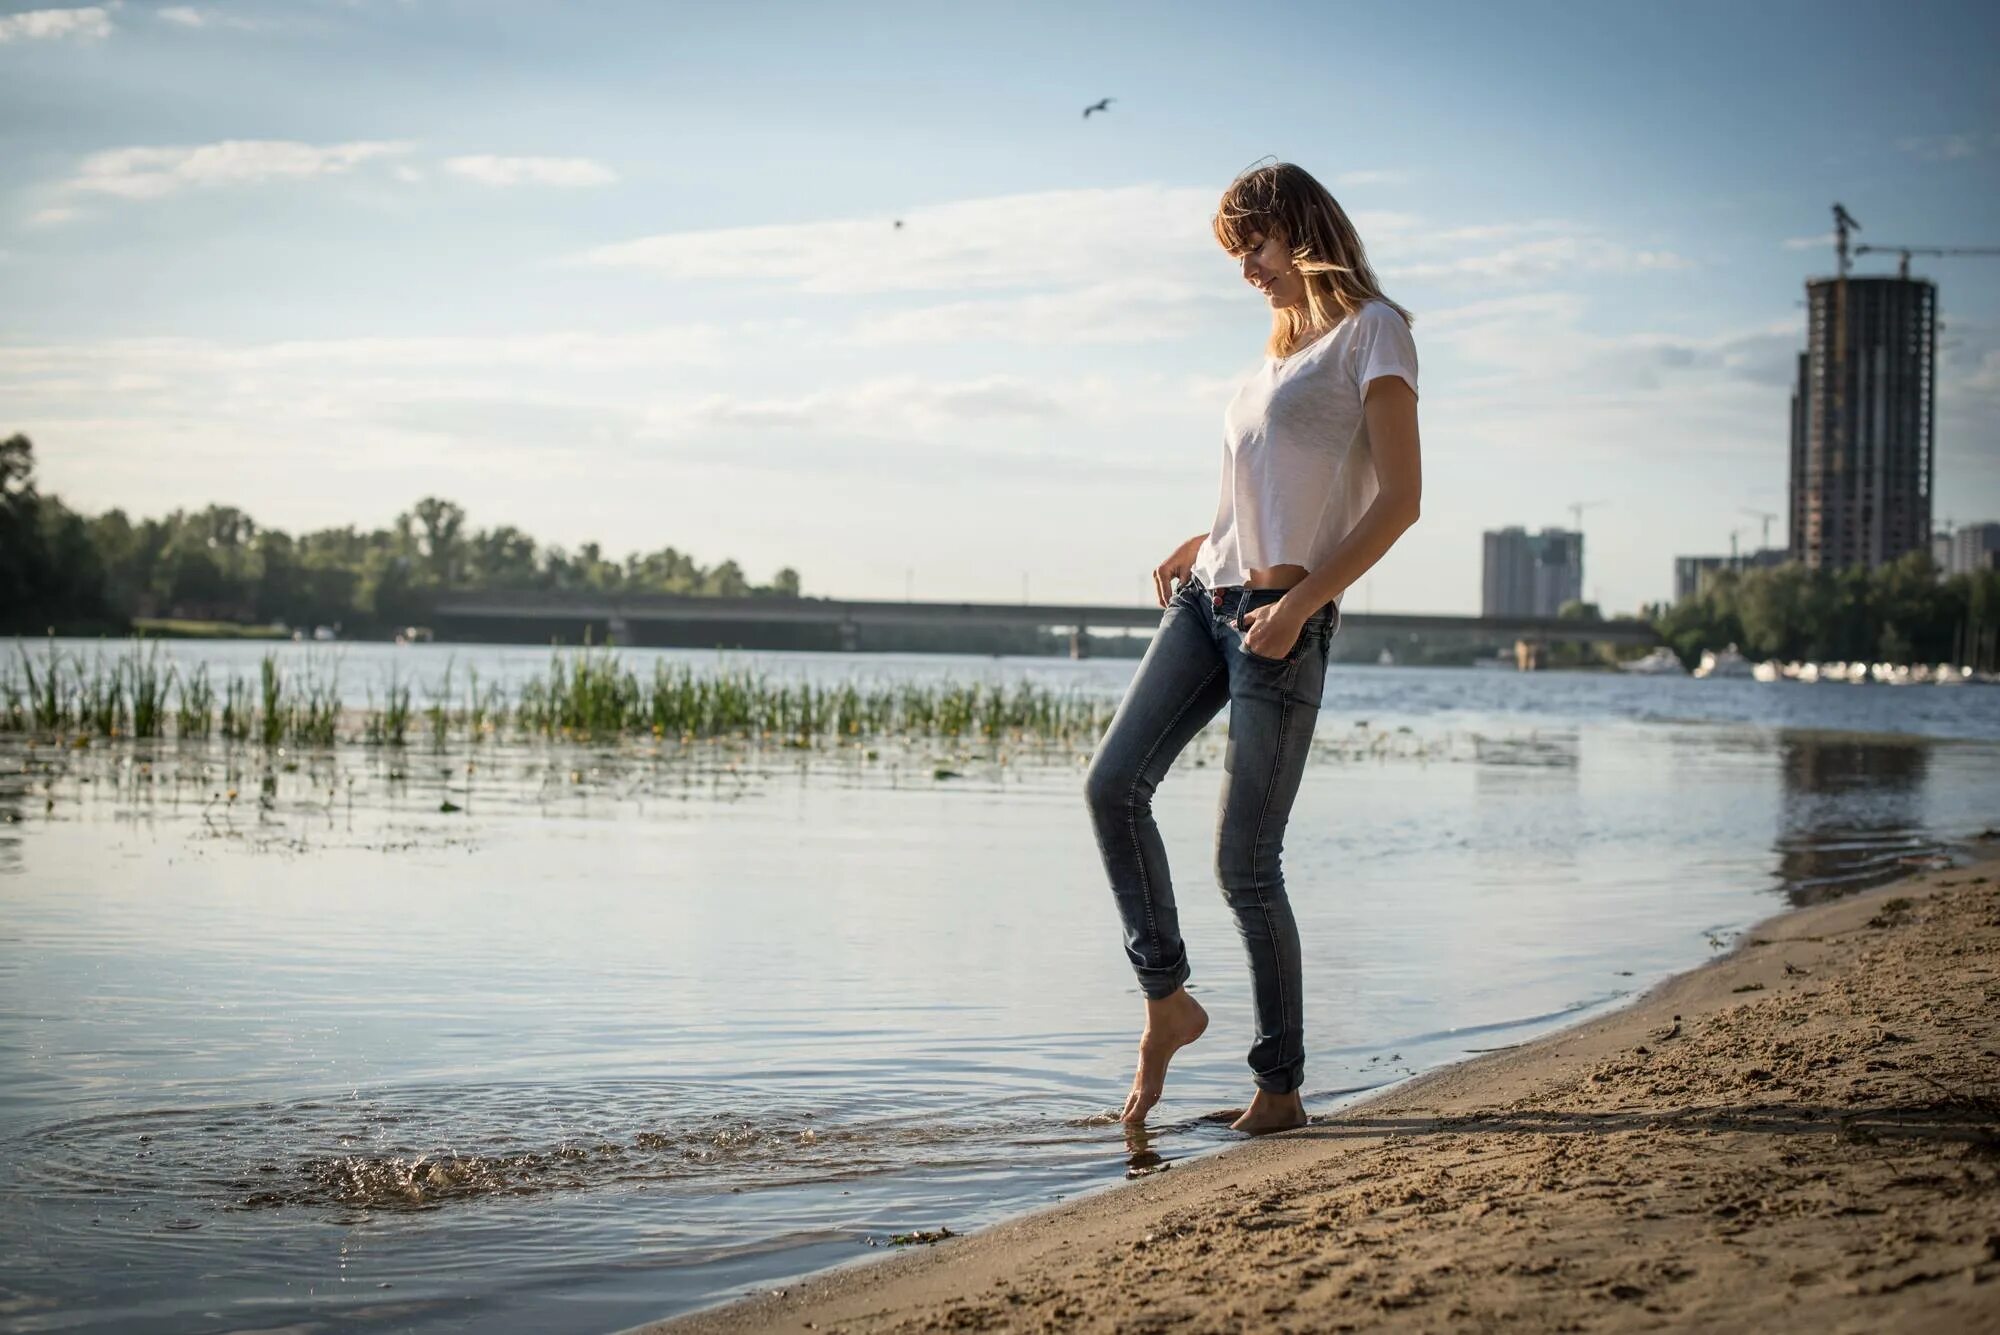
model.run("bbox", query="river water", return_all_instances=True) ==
[2,641,1997,1333]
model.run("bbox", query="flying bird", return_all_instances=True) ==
[893,219,904,229]
[1082,97,1114,119]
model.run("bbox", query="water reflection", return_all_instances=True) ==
[0,759,21,874]
[1773,733,1939,905]
[1,704,1995,1335]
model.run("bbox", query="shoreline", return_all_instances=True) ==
[635,844,2000,1334]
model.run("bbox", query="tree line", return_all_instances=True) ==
[1645,553,2000,668]
[8,430,1996,661]
[1,433,801,637]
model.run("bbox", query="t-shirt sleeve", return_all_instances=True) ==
[1350,302,1418,400]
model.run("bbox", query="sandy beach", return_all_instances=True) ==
[639,847,2000,1334]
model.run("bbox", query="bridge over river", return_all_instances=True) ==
[426,590,1660,658]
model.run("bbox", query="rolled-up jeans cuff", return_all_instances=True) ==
[1134,956,1191,1000]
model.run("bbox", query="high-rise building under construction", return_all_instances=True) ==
[1788,275,1937,570]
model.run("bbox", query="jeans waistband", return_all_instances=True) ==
[1188,573,1335,626]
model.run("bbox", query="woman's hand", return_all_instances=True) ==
[1238,601,1307,660]
[1153,535,1205,608]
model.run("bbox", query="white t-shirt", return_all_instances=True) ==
[1191,298,1418,593]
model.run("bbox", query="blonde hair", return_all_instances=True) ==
[1212,158,1413,359]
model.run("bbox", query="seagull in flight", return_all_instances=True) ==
[1082,97,1114,119]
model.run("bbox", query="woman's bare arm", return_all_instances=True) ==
[1275,374,1421,622]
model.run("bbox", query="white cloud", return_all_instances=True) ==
[643,374,1070,440]
[1421,293,1798,392]
[442,155,617,187]
[569,184,1224,294]
[1780,233,1833,251]
[26,205,82,226]
[0,5,113,43]
[0,326,729,381]
[60,139,415,201]
[845,279,1232,346]
[569,188,1690,304]
[33,141,621,221]
[1381,226,1694,282]
[154,5,262,29]
[1896,131,1998,162]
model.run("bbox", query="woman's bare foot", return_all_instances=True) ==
[1119,987,1208,1126]
[1229,1088,1307,1135]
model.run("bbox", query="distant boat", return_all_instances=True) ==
[1693,643,1754,679]
[1619,646,1686,676]
[312,625,338,642]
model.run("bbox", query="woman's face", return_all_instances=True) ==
[1235,227,1306,310]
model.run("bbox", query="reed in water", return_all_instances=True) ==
[1,638,1117,750]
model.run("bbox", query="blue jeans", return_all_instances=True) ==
[1082,573,1337,1095]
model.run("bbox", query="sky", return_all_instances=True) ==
[3,0,1997,615]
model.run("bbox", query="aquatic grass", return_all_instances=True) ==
[176,662,215,739]
[518,644,646,737]
[258,654,288,747]
[127,641,172,739]
[290,656,343,748]
[2,638,1119,752]
[0,640,187,739]
[18,638,68,733]
[423,658,456,747]
[78,653,129,737]
[365,667,412,747]
[461,665,507,741]
[220,675,254,743]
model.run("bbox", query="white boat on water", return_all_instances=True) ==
[1693,643,1755,679]
[1619,646,1686,675]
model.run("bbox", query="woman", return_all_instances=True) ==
[1083,161,1422,1135]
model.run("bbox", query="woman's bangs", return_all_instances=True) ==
[1211,203,1273,256]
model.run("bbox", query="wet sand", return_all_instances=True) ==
[638,847,2000,1334]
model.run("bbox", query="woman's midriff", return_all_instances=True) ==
[1242,563,1309,590]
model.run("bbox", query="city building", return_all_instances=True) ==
[1672,548,1790,602]
[1788,275,1937,571]
[1946,522,2000,575]
[1483,527,1582,618]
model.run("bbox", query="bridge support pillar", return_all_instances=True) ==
[1069,627,1090,659]
[1514,638,1546,671]
[839,620,859,652]
[607,613,631,646]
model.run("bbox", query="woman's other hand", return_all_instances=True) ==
[1153,535,1205,608]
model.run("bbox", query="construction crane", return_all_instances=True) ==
[1854,243,2000,280]
[1832,203,1861,279]
[1567,499,1604,531]
[1739,508,1779,551]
